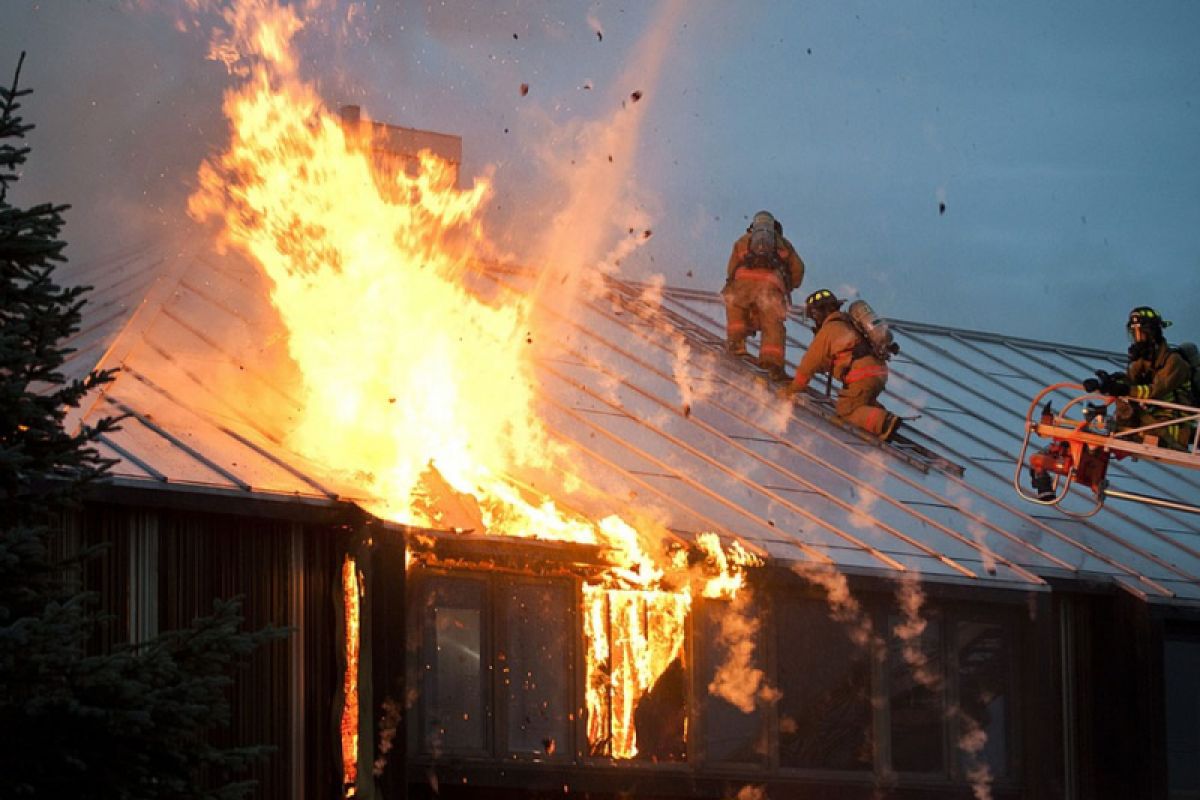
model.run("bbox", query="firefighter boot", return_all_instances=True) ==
[881,413,902,442]
[1029,466,1055,501]
[764,364,790,384]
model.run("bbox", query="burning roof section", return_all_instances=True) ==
[65,248,1200,604]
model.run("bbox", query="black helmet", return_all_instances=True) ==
[804,288,842,322]
[1126,305,1170,343]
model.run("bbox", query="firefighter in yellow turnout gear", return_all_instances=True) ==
[782,289,901,440]
[722,210,805,382]
[1083,306,1195,451]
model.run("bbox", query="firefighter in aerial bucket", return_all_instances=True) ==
[722,210,805,382]
[781,289,902,441]
[1081,305,1196,451]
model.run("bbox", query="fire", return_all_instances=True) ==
[186,0,766,777]
[340,554,361,794]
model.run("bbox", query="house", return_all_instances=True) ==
[56,125,1200,800]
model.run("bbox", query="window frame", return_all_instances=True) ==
[493,575,578,763]
[408,569,579,763]
[692,595,771,771]
[766,585,1023,790]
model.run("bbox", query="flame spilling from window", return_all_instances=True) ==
[184,0,765,778]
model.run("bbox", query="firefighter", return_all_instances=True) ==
[1083,305,1195,451]
[722,210,805,382]
[781,289,901,440]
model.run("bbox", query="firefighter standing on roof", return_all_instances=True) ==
[1083,305,1195,450]
[782,289,901,440]
[722,210,805,382]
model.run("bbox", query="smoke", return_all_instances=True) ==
[892,573,994,800]
[892,573,941,689]
[705,589,781,713]
[790,562,879,653]
[372,695,402,777]
[958,715,994,800]
[526,0,684,315]
[945,485,999,575]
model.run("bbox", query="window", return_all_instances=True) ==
[582,585,689,761]
[888,612,945,774]
[776,599,873,771]
[499,581,572,759]
[411,573,576,760]
[696,598,767,765]
[955,620,1012,779]
[1165,635,1200,797]
[415,576,488,754]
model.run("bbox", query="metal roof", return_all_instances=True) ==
[67,245,1200,604]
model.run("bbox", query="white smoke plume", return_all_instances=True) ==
[706,590,781,713]
[958,714,994,800]
[892,573,941,689]
[790,562,879,653]
[894,574,994,800]
[945,484,1000,575]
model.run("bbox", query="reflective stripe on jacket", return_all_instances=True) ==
[1127,342,1191,403]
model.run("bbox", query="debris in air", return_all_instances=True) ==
[519,83,529,97]
[938,202,946,215]
[596,31,603,42]
[630,90,643,103]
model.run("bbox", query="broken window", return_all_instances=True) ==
[888,612,945,774]
[499,580,572,759]
[776,598,874,772]
[583,585,689,762]
[415,576,489,755]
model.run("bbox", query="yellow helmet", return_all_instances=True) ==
[804,289,842,321]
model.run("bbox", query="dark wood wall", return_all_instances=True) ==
[71,500,356,799]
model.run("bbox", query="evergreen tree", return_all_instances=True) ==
[0,53,287,799]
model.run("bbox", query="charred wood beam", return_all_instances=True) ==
[408,529,610,578]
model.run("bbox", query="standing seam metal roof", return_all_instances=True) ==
[66,246,1200,604]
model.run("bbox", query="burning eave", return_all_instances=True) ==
[407,527,611,579]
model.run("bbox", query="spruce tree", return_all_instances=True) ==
[0,53,287,799]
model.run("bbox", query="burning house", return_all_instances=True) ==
[63,200,1200,800]
[54,6,1200,800]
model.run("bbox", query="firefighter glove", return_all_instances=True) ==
[1099,371,1130,397]
[1082,371,1105,393]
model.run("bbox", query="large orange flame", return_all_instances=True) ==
[186,0,765,776]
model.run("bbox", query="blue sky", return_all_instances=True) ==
[3,0,1198,352]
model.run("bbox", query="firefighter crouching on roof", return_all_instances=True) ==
[781,289,902,441]
[1082,305,1196,451]
[722,210,805,382]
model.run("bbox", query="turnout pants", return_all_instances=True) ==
[837,374,890,435]
[723,274,788,370]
